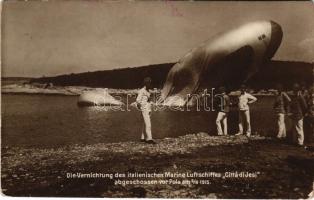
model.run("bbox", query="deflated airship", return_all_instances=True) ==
[160,20,283,106]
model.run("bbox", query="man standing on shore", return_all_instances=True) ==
[215,86,230,136]
[300,82,310,100]
[289,83,307,147]
[273,84,291,139]
[235,84,257,137]
[136,77,156,144]
[305,87,314,144]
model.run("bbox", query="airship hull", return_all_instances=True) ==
[161,21,283,106]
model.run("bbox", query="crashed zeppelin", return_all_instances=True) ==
[161,20,283,106]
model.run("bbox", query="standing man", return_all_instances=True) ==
[307,87,314,142]
[273,84,291,139]
[215,86,230,136]
[136,77,156,144]
[300,82,310,100]
[304,86,314,145]
[235,84,257,137]
[289,83,307,146]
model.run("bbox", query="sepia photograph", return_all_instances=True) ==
[1,0,314,198]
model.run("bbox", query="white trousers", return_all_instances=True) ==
[141,111,152,141]
[216,112,228,135]
[238,110,251,135]
[291,118,304,145]
[277,113,286,138]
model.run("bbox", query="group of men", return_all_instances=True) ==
[272,83,314,146]
[215,83,314,147]
[136,77,314,147]
[215,85,257,137]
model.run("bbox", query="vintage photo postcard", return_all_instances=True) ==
[1,0,314,198]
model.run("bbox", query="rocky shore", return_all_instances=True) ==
[2,133,314,198]
[1,83,139,96]
[2,83,277,97]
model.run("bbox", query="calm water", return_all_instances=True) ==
[2,94,279,148]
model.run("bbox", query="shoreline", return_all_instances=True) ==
[2,133,314,198]
[1,84,139,96]
[2,83,276,96]
[2,133,265,169]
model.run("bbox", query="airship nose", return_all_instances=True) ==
[270,21,283,42]
[264,21,283,60]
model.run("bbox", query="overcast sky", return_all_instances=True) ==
[2,1,314,77]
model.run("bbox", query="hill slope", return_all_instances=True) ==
[30,61,313,89]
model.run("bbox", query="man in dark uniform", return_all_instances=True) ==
[289,83,308,146]
[273,83,291,139]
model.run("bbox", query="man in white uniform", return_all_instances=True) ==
[289,83,307,146]
[215,86,230,136]
[136,77,156,144]
[235,84,257,137]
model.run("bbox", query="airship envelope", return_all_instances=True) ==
[160,20,283,106]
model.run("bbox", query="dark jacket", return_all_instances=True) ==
[290,93,307,120]
[215,93,230,113]
[307,93,314,118]
[273,92,290,114]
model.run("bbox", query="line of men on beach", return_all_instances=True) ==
[215,82,313,147]
[136,77,314,147]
